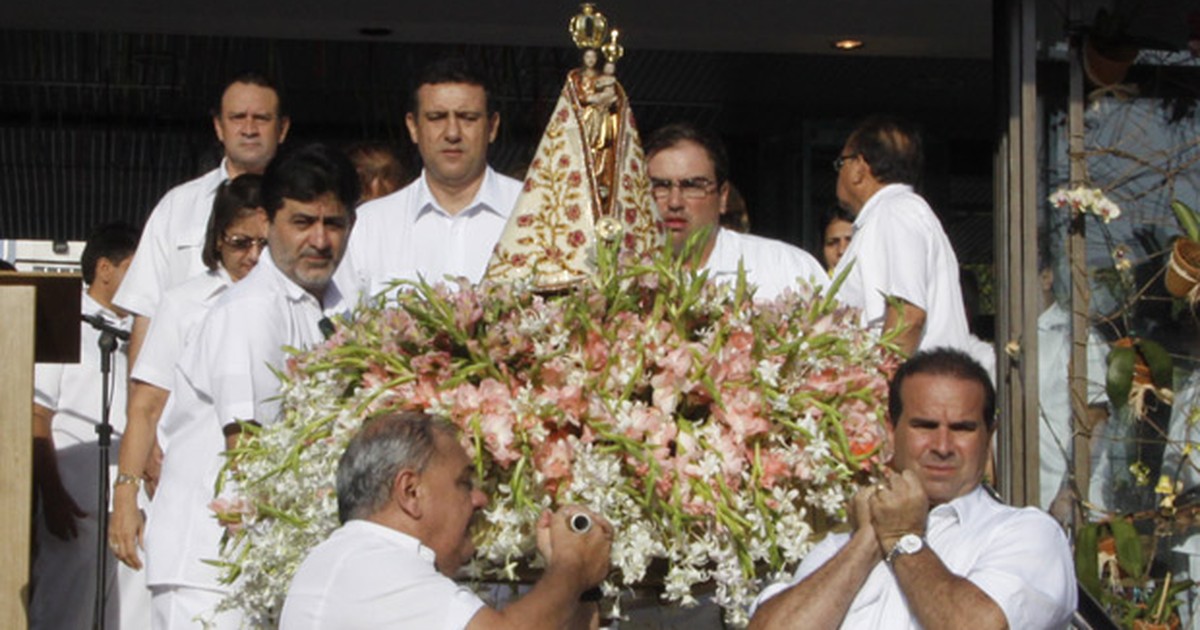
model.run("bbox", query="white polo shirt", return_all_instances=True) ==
[754,486,1076,629]
[144,252,346,590]
[115,162,230,318]
[832,184,971,353]
[703,228,830,301]
[130,267,233,392]
[34,291,132,512]
[340,166,522,301]
[280,520,486,630]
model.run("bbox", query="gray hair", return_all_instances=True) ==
[335,411,457,523]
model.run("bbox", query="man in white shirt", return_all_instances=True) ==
[115,73,290,366]
[644,123,827,301]
[750,349,1076,630]
[830,116,970,356]
[281,412,611,630]
[32,222,150,629]
[143,143,357,629]
[341,58,523,300]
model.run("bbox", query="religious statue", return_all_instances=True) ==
[485,3,662,289]
[570,33,623,205]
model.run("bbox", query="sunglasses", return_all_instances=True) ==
[222,234,268,251]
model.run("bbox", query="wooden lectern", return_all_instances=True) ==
[0,272,82,630]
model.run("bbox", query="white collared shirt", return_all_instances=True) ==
[832,183,971,354]
[33,291,132,511]
[280,520,485,630]
[340,166,523,301]
[703,228,830,301]
[114,162,230,318]
[754,486,1077,629]
[144,252,345,589]
[130,266,233,391]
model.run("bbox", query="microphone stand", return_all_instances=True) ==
[83,315,123,630]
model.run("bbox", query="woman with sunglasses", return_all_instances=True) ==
[110,174,268,573]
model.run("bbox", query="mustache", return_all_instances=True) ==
[299,246,332,259]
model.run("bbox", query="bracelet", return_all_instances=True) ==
[113,472,142,489]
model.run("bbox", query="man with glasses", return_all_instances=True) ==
[829,115,970,356]
[645,123,827,300]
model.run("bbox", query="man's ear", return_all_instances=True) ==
[278,116,292,144]
[405,112,419,145]
[393,468,423,519]
[94,257,115,284]
[487,112,500,144]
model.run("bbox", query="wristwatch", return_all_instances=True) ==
[885,533,924,564]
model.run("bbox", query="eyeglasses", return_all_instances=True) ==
[649,177,719,201]
[222,234,268,251]
[833,153,860,172]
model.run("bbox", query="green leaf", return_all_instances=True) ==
[1075,523,1102,598]
[1107,346,1135,409]
[1110,518,1145,581]
[1136,339,1174,390]
[1172,199,1200,243]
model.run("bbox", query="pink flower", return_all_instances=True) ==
[713,388,769,439]
[757,448,790,489]
[534,433,574,488]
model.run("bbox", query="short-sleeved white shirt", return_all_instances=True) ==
[280,520,486,630]
[33,291,132,511]
[114,163,228,318]
[130,267,233,391]
[340,167,522,301]
[144,252,346,589]
[754,486,1077,630]
[831,184,971,353]
[703,228,830,301]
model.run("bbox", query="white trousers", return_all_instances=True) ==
[150,585,244,629]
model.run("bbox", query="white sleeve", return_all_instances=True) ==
[33,363,65,411]
[751,533,845,614]
[966,509,1077,629]
[192,297,286,427]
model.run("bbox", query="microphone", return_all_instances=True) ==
[82,313,131,342]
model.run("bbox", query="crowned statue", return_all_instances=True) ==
[485,3,663,289]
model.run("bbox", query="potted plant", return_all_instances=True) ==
[1084,6,1141,87]
[1166,200,1200,301]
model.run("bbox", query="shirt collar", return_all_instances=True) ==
[414,166,511,220]
[854,183,914,230]
[346,519,439,565]
[81,290,131,329]
[258,249,349,315]
[930,484,996,528]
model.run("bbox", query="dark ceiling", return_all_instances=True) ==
[3,1,995,58]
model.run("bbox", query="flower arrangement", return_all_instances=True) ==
[1050,185,1123,223]
[214,244,898,627]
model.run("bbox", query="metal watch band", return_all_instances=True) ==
[113,472,141,488]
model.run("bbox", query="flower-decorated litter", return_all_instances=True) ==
[215,244,899,627]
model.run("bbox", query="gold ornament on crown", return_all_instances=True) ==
[601,29,624,64]
[569,3,609,50]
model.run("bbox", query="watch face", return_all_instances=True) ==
[898,533,923,554]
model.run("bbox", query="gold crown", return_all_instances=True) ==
[601,29,624,64]
[569,3,609,50]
